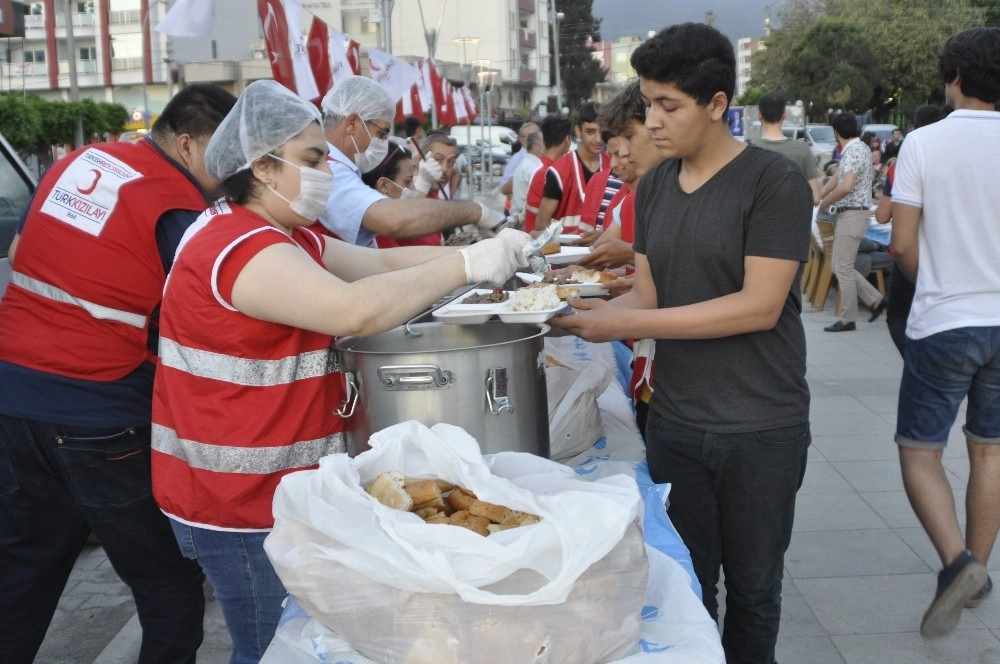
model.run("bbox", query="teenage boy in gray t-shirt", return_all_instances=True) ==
[551,22,812,664]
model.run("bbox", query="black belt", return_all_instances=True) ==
[832,205,868,212]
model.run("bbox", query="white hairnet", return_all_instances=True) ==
[205,80,322,181]
[321,76,395,125]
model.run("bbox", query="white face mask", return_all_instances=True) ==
[352,121,389,173]
[382,178,421,200]
[267,154,332,222]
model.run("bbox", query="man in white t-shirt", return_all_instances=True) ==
[317,77,504,246]
[510,130,543,226]
[890,26,1000,638]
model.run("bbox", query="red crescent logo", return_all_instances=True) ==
[77,169,102,195]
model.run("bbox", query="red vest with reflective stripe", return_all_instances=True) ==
[608,185,634,243]
[550,150,611,235]
[151,203,347,530]
[376,187,446,247]
[523,155,554,232]
[0,140,207,381]
[579,167,618,232]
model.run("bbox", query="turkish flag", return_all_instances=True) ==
[461,85,478,123]
[346,40,362,76]
[306,17,333,101]
[283,0,320,102]
[257,0,294,93]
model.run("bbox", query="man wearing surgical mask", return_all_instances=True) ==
[318,77,506,246]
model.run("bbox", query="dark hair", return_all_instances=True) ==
[220,169,257,205]
[403,116,423,138]
[912,104,951,129]
[597,80,645,136]
[540,115,572,150]
[938,27,1000,104]
[361,141,413,189]
[152,84,237,142]
[630,22,735,111]
[822,159,839,175]
[859,131,875,147]
[577,101,600,126]
[758,92,786,124]
[831,112,859,139]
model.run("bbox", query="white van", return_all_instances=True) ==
[0,133,38,297]
[449,126,517,155]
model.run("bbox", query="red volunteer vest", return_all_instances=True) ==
[151,203,347,530]
[0,140,208,381]
[579,168,620,232]
[523,155,554,233]
[376,186,447,248]
[550,150,611,235]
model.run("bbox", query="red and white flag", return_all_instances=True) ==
[346,40,362,76]
[366,47,421,104]
[306,17,333,101]
[416,60,434,113]
[461,85,478,122]
[258,0,295,93]
[155,0,214,38]
[452,86,468,125]
[399,85,425,123]
[283,0,320,102]
[322,24,352,84]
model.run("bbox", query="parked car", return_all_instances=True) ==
[0,133,38,297]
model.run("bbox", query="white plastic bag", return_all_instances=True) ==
[545,338,614,460]
[264,421,647,664]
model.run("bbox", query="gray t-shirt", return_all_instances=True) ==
[634,145,812,432]
[752,137,820,181]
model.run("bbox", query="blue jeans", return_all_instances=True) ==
[896,326,1000,449]
[169,519,287,664]
[0,416,205,664]
[645,415,810,664]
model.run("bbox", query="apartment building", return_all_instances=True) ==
[0,0,262,127]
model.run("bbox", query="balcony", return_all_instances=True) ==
[55,12,97,28]
[519,28,536,49]
[0,63,46,79]
[518,67,536,83]
[58,60,99,75]
[518,0,535,14]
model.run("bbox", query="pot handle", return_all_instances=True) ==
[335,371,359,418]
[377,365,454,390]
[486,367,514,415]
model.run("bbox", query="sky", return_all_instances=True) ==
[592,0,776,45]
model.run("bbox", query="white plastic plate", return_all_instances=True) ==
[544,245,591,266]
[431,289,511,324]
[496,302,574,324]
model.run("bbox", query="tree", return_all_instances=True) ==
[0,95,42,156]
[752,0,987,121]
[783,18,878,113]
[552,0,606,111]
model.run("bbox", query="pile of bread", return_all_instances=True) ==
[366,471,541,537]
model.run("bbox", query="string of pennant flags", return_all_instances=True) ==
[155,0,480,126]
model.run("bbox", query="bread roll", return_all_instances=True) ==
[445,487,477,512]
[404,479,440,505]
[469,499,510,524]
[555,285,580,300]
[541,241,561,255]
[366,471,414,511]
[570,269,617,284]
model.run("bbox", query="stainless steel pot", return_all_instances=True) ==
[332,322,550,458]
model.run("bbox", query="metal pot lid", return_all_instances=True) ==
[334,321,549,354]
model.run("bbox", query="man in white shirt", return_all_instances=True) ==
[891,26,1000,638]
[510,130,543,226]
[499,121,540,195]
[317,77,504,246]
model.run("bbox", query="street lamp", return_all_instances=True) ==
[549,2,564,113]
[452,36,479,200]
[475,62,497,189]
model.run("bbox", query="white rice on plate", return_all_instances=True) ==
[511,284,561,311]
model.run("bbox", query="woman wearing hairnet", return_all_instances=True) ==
[148,80,530,663]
